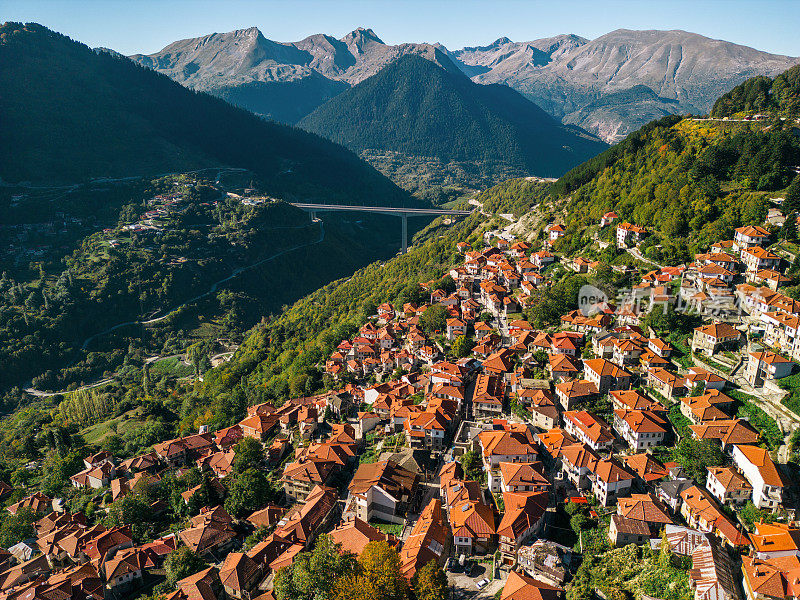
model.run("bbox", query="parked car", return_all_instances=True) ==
[476,578,489,590]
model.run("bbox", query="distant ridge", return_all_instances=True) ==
[131,27,799,140]
[0,22,410,207]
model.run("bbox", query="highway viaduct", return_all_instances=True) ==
[289,203,474,253]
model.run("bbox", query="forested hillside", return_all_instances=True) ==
[176,213,483,432]
[299,53,608,179]
[712,64,800,117]
[0,174,420,400]
[551,113,800,264]
[0,22,409,207]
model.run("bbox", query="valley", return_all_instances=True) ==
[2,11,800,600]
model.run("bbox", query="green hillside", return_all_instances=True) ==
[0,22,408,207]
[298,53,609,179]
[551,113,800,264]
[712,64,800,118]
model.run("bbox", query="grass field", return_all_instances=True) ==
[81,407,146,445]
[149,356,194,378]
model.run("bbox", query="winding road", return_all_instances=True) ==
[23,220,326,397]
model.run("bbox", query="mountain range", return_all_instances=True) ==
[0,22,408,207]
[298,52,608,177]
[131,27,799,142]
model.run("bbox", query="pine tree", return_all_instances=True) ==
[783,212,798,241]
[785,176,800,214]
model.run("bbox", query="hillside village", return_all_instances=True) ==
[4,209,800,600]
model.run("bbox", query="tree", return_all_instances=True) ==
[419,305,447,336]
[224,468,271,518]
[333,541,407,600]
[784,175,800,214]
[783,212,798,241]
[459,450,483,482]
[412,560,448,600]
[233,437,264,474]
[670,438,725,483]
[165,547,206,587]
[274,534,358,600]
[0,507,37,548]
[451,335,475,358]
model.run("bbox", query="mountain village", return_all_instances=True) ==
[3,211,800,600]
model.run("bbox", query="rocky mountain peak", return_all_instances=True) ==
[341,27,385,54]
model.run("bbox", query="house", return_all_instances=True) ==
[563,411,614,452]
[398,499,449,580]
[742,246,781,273]
[749,522,800,560]
[732,444,787,510]
[497,491,549,567]
[559,443,599,490]
[449,498,496,556]
[329,518,395,556]
[612,410,668,451]
[679,390,734,425]
[218,552,261,599]
[600,212,618,227]
[689,419,760,452]
[610,390,665,413]
[622,453,669,485]
[555,380,598,411]
[647,367,687,400]
[679,486,748,548]
[616,493,673,537]
[656,478,695,514]
[590,457,635,506]
[348,460,418,524]
[545,224,565,243]
[518,389,560,430]
[478,424,539,492]
[691,322,741,356]
[746,351,794,387]
[734,225,770,251]
[7,492,52,515]
[103,547,149,594]
[446,318,467,340]
[473,373,506,418]
[273,485,339,551]
[616,222,647,247]
[583,358,632,394]
[499,567,563,600]
[179,506,238,557]
[608,514,652,548]
[741,553,800,600]
[281,457,336,502]
[499,462,550,494]
[705,466,752,508]
[688,539,738,600]
[549,354,582,382]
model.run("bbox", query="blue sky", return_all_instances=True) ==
[3,0,800,56]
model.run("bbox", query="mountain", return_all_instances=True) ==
[298,53,608,178]
[561,85,694,142]
[130,27,443,123]
[131,27,798,141]
[460,29,798,141]
[0,22,410,207]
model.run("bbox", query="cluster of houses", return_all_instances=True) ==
[6,211,800,600]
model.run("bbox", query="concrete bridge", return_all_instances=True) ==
[289,203,474,253]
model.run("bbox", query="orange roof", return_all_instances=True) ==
[500,570,562,600]
[735,445,787,487]
[564,410,614,444]
[749,522,800,555]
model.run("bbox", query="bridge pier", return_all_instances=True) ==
[400,213,408,254]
